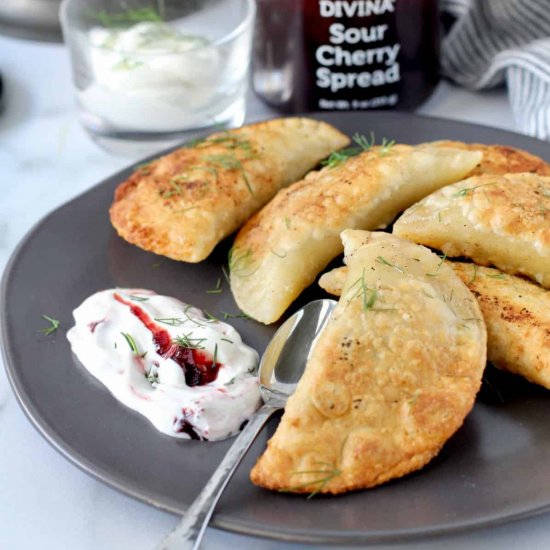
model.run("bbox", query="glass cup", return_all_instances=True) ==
[60,0,256,155]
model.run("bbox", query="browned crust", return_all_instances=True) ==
[435,141,550,176]
[250,231,486,494]
[109,118,349,262]
[452,262,550,389]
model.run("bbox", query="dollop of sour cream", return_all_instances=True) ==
[67,289,260,441]
[81,22,221,131]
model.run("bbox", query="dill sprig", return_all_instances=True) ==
[159,134,257,199]
[39,315,60,336]
[95,7,163,27]
[487,272,506,280]
[212,343,219,365]
[426,253,447,277]
[221,310,250,320]
[321,132,375,168]
[346,269,378,312]
[202,309,220,323]
[282,462,342,498]
[228,247,257,278]
[452,181,499,198]
[154,317,185,327]
[206,278,223,294]
[469,264,478,284]
[174,333,206,350]
[221,265,231,285]
[203,153,254,195]
[121,332,139,354]
[123,293,149,302]
[375,255,404,274]
[379,138,396,156]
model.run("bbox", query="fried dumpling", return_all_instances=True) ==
[110,118,349,262]
[393,173,550,288]
[250,230,486,494]
[319,260,550,390]
[434,141,550,176]
[452,262,550,389]
[230,143,482,324]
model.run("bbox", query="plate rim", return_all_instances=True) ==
[3,110,550,545]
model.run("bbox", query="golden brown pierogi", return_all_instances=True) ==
[110,118,349,262]
[393,173,550,288]
[230,143,482,324]
[250,231,486,494]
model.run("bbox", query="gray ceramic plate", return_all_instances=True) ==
[2,112,550,545]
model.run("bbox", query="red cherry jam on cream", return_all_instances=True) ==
[67,289,260,441]
[114,293,220,386]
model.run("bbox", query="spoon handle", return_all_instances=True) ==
[155,404,279,550]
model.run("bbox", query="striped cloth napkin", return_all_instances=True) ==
[440,0,550,140]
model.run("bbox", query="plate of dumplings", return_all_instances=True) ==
[2,111,550,544]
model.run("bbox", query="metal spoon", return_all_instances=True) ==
[156,298,337,550]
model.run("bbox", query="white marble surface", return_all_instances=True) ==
[1,34,550,550]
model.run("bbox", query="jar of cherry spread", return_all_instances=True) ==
[252,0,440,112]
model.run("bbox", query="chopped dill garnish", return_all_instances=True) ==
[422,289,434,299]
[202,309,220,323]
[221,310,250,320]
[206,278,223,294]
[469,264,478,284]
[181,305,208,327]
[204,134,254,155]
[154,317,185,326]
[437,212,442,223]
[228,247,257,277]
[281,462,342,498]
[379,138,396,156]
[220,337,234,344]
[212,343,219,365]
[203,154,254,195]
[375,255,404,273]
[39,315,60,336]
[321,132,375,168]
[95,7,163,27]
[284,216,291,229]
[221,265,231,285]
[159,180,183,199]
[346,269,378,312]
[121,332,139,354]
[426,253,447,277]
[159,133,257,199]
[487,272,506,280]
[123,293,149,302]
[174,333,206,350]
[452,181,499,198]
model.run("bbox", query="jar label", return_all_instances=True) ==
[307,0,401,110]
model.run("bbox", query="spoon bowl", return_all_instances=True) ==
[260,298,337,407]
[156,298,337,550]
